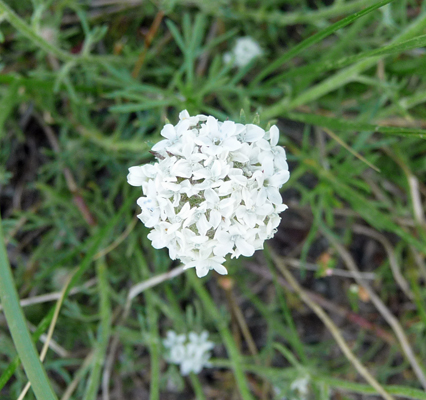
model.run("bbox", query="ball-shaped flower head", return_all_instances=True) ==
[162,330,215,376]
[223,36,263,68]
[127,110,290,278]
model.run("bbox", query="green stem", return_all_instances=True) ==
[0,215,58,400]
[189,273,255,400]
[189,373,207,400]
[236,0,384,26]
[0,0,74,62]
[262,10,426,120]
[83,260,112,400]
[251,0,394,86]
[0,308,54,392]
[135,248,160,400]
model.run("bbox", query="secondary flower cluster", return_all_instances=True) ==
[128,110,289,277]
[223,36,263,67]
[163,330,214,375]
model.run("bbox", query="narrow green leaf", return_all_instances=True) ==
[265,33,426,88]
[0,0,74,62]
[189,374,207,400]
[165,19,186,52]
[0,308,55,391]
[83,260,111,400]
[281,111,426,138]
[234,0,388,26]
[0,81,20,138]
[273,343,302,368]
[262,11,426,119]
[0,215,58,400]
[320,171,426,253]
[251,0,394,85]
[109,99,175,113]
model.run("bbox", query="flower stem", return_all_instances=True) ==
[189,273,255,400]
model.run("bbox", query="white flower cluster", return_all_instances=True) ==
[290,375,310,400]
[163,330,214,376]
[223,36,263,67]
[273,375,310,400]
[127,110,289,277]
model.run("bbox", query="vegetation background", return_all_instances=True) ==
[1,0,426,399]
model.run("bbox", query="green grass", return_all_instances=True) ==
[1,0,426,399]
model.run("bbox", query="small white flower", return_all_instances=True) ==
[223,36,263,68]
[290,375,310,400]
[183,253,228,278]
[214,224,256,258]
[163,330,214,376]
[128,111,290,277]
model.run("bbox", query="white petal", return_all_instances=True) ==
[194,180,212,190]
[221,121,236,137]
[229,173,247,186]
[241,188,253,208]
[199,245,213,259]
[191,236,209,245]
[196,265,210,278]
[219,197,235,212]
[137,196,154,209]
[194,136,212,147]
[179,110,190,120]
[266,187,282,205]
[256,187,267,206]
[236,237,255,257]
[258,151,274,176]
[245,124,265,142]
[204,188,219,204]
[177,202,191,218]
[229,151,250,163]
[176,119,191,134]
[274,151,288,170]
[275,203,288,213]
[215,229,230,243]
[182,208,197,228]
[218,181,233,195]
[223,137,242,151]
[213,244,232,257]
[213,264,228,275]
[206,116,219,134]
[161,124,176,140]
[183,262,196,270]
[151,140,168,152]
[211,160,222,177]
[147,231,166,249]
[171,159,192,178]
[269,125,279,146]
[256,203,274,216]
[209,209,222,229]
[196,214,211,236]
[163,182,181,191]
[269,170,290,187]
[127,166,146,187]
[193,168,211,180]
[245,213,257,228]
[256,138,271,150]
